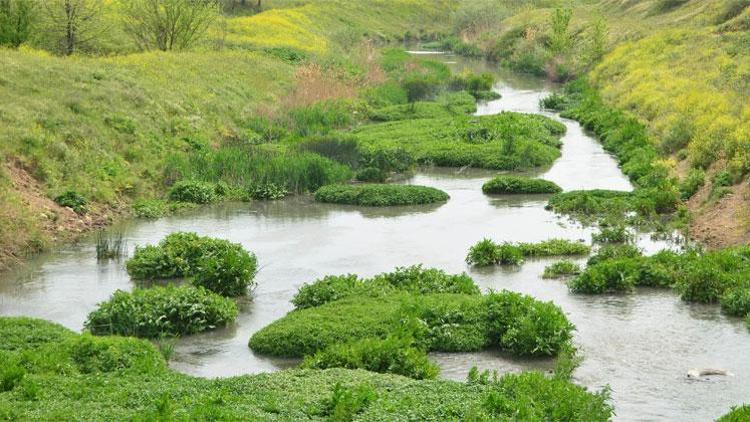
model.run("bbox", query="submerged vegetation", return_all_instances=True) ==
[314,184,449,207]
[466,238,590,267]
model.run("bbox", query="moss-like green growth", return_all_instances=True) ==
[85,285,238,338]
[314,184,449,206]
[542,260,582,279]
[301,336,439,380]
[250,289,574,358]
[0,316,613,421]
[292,265,479,310]
[126,233,257,297]
[483,175,562,194]
[466,238,590,267]
[353,112,565,171]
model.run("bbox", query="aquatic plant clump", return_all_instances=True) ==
[168,180,217,204]
[542,261,582,279]
[353,112,565,171]
[0,316,613,420]
[292,265,480,310]
[466,238,590,267]
[85,285,238,338]
[482,175,562,195]
[314,184,449,207]
[250,290,574,359]
[300,336,440,380]
[720,287,750,317]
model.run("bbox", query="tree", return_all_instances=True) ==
[548,7,573,55]
[121,0,219,52]
[41,0,105,55]
[0,0,36,48]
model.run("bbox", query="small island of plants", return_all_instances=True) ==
[466,238,591,267]
[482,175,562,195]
[314,184,450,207]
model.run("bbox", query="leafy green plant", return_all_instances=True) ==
[314,184,449,207]
[466,239,588,267]
[592,224,633,244]
[482,175,562,194]
[587,244,642,266]
[542,260,581,279]
[85,285,238,338]
[247,182,288,200]
[168,180,217,204]
[0,361,24,392]
[133,199,168,218]
[54,190,88,214]
[193,245,258,297]
[301,336,439,380]
[320,382,378,421]
[679,168,705,200]
[720,287,750,317]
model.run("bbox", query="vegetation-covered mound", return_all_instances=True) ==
[0,316,613,421]
[314,184,449,207]
[126,232,257,297]
[353,112,566,170]
[250,267,574,359]
[85,285,238,338]
[483,175,562,194]
[368,91,477,122]
[466,238,590,267]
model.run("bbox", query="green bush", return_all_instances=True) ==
[301,336,439,380]
[542,261,581,279]
[674,258,735,303]
[355,167,386,183]
[720,287,750,317]
[466,239,589,267]
[247,182,288,200]
[168,180,217,204]
[587,244,642,266]
[85,285,238,338]
[292,266,480,310]
[193,245,259,297]
[569,258,639,294]
[592,224,633,244]
[679,168,705,200]
[482,175,562,194]
[314,184,449,207]
[126,233,256,287]
[353,112,565,171]
[54,190,88,214]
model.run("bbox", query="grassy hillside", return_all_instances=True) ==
[0,0,454,269]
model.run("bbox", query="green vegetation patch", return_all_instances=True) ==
[85,285,238,338]
[368,91,477,122]
[0,316,612,421]
[542,260,582,279]
[314,184,449,207]
[353,112,565,171]
[466,238,590,267]
[483,175,562,194]
[126,233,257,297]
[720,405,750,422]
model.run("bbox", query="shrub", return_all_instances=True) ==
[720,287,750,317]
[674,259,735,303]
[482,176,562,194]
[193,245,258,297]
[85,285,238,338]
[168,180,217,204]
[679,168,705,200]
[314,184,449,207]
[301,336,439,380]
[54,190,87,214]
[587,244,642,266]
[542,261,581,279]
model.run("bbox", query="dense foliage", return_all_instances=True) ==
[482,175,562,194]
[466,238,590,267]
[84,285,238,338]
[314,184,449,207]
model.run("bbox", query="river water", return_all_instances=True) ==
[1,53,748,421]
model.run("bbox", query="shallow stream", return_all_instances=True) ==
[1,53,748,421]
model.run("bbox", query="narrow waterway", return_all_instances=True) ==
[1,53,748,421]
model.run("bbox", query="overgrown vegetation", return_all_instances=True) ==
[85,285,238,338]
[314,184,449,207]
[0,316,613,420]
[542,260,582,279]
[466,238,590,267]
[482,175,562,195]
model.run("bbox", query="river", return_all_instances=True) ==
[1,52,748,421]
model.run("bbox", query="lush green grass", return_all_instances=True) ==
[314,183,449,207]
[466,238,590,267]
[483,175,562,194]
[292,265,480,309]
[84,285,238,338]
[0,316,613,421]
[543,260,582,279]
[352,112,566,170]
[368,91,477,122]
[250,289,574,358]
[546,189,635,219]
[720,405,750,422]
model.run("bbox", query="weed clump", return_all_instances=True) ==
[721,287,750,317]
[85,285,238,338]
[542,261,581,279]
[314,184,449,207]
[54,190,88,214]
[466,238,589,267]
[482,175,562,195]
[168,180,217,204]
